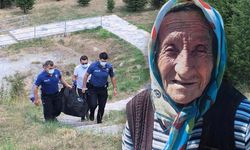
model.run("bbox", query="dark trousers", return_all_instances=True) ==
[77,88,89,119]
[88,88,108,123]
[41,92,61,121]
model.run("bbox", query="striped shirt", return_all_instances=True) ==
[122,99,250,150]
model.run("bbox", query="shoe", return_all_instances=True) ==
[81,117,85,122]
[97,114,102,124]
[85,111,89,120]
[89,112,94,121]
[97,120,102,124]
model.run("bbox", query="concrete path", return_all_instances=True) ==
[8,17,101,41]
[0,34,17,46]
[0,15,150,55]
[102,15,149,55]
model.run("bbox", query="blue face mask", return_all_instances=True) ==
[48,69,55,74]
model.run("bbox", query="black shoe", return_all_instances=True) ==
[97,120,102,124]
[85,112,89,120]
[81,117,85,122]
[89,112,94,121]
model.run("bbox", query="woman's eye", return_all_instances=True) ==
[195,45,208,54]
[164,46,178,56]
[165,45,178,52]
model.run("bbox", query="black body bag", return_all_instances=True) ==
[60,87,88,117]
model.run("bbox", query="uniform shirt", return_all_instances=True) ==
[122,99,250,150]
[74,64,90,89]
[35,69,61,95]
[87,61,115,87]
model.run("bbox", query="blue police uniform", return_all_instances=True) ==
[87,61,115,123]
[88,61,114,87]
[35,69,62,121]
[35,69,61,95]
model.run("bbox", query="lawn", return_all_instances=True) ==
[0,0,157,32]
[0,101,122,150]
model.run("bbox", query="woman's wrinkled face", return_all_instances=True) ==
[158,11,214,105]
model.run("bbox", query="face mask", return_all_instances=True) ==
[81,64,88,68]
[48,69,55,74]
[100,61,107,67]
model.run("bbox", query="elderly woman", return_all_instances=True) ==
[122,0,250,150]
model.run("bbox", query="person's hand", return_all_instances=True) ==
[113,88,117,96]
[82,88,87,94]
[67,85,73,89]
[34,98,40,106]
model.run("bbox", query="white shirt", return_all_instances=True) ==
[73,64,90,89]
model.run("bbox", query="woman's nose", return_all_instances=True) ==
[174,50,196,77]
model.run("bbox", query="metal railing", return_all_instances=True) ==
[0,15,28,34]
[0,16,104,47]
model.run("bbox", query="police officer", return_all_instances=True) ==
[82,52,117,123]
[72,55,90,121]
[34,60,72,122]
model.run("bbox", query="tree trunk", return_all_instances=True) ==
[0,0,4,9]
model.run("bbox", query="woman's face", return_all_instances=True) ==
[157,11,214,105]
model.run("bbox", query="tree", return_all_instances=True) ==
[149,0,166,9]
[78,0,91,6]
[107,0,115,12]
[123,0,147,11]
[15,0,35,13]
[0,0,14,9]
[207,0,250,87]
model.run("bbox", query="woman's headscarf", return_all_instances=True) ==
[148,0,227,149]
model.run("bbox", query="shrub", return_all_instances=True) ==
[107,0,115,13]
[78,0,91,6]
[123,0,147,11]
[15,0,35,13]
[149,0,166,8]
[4,72,26,100]
[0,0,14,9]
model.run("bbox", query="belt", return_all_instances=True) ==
[42,92,59,96]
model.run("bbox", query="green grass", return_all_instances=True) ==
[5,38,53,54]
[0,101,122,150]
[103,110,127,125]
[0,138,17,150]
[29,5,100,26]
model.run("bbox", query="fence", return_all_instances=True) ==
[0,15,28,34]
[0,16,104,47]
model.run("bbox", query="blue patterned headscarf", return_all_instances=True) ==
[148,0,227,149]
